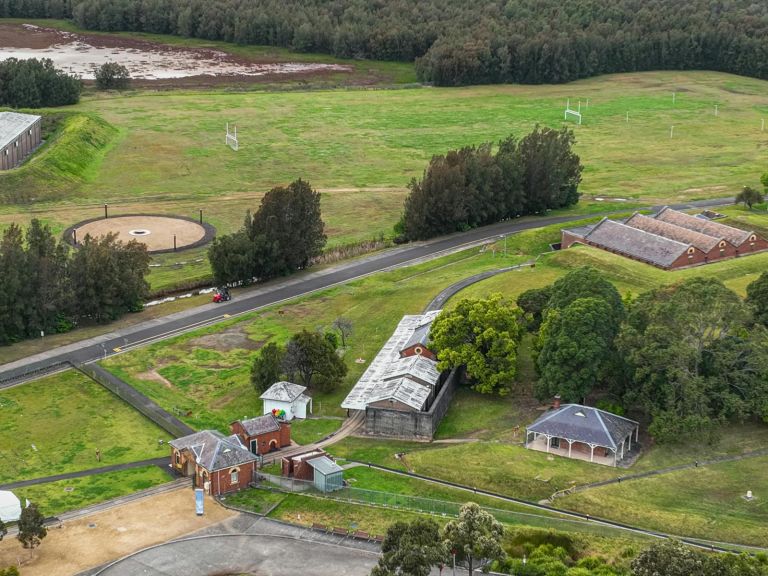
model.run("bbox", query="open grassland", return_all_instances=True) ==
[15,466,172,518]
[560,457,768,547]
[0,370,169,483]
[0,67,766,290]
[103,248,523,430]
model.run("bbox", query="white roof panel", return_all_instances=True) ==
[0,112,40,150]
[341,311,441,411]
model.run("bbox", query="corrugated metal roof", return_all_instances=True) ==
[341,312,441,411]
[383,355,441,386]
[367,376,431,411]
[582,218,691,268]
[0,112,40,150]
[260,381,307,402]
[527,404,638,449]
[307,455,343,475]
[625,213,722,252]
[403,320,432,350]
[655,207,751,246]
[169,430,257,471]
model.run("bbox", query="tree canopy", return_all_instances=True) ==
[430,294,521,395]
[0,58,81,107]
[371,518,447,576]
[95,62,131,89]
[209,179,326,284]
[10,0,768,86]
[746,271,768,327]
[735,186,763,209]
[283,329,348,393]
[443,502,505,575]
[401,128,582,241]
[17,503,47,549]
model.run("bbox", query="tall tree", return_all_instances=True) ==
[442,502,505,575]
[516,285,552,331]
[17,503,47,549]
[734,186,763,209]
[546,266,624,324]
[536,297,619,402]
[430,294,521,395]
[0,225,26,344]
[251,342,286,393]
[331,317,353,347]
[371,519,448,576]
[282,330,347,392]
[747,271,768,327]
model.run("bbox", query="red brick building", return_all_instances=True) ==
[230,415,291,456]
[169,430,258,495]
[281,449,328,480]
[561,207,768,270]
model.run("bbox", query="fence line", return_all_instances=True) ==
[256,473,654,542]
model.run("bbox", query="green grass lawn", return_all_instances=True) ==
[0,370,170,484]
[1,65,767,290]
[222,487,287,515]
[559,457,768,547]
[290,418,343,446]
[15,466,172,518]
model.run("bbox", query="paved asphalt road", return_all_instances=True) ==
[0,197,731,385]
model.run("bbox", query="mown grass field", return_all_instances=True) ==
[0,370,169,483]
[16,466,172,518]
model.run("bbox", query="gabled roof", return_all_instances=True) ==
[654,207,752,246]
[581,217,692,268]
[342,311,442,411]
[366,376,431,411]
[382,355,441,386]
[236,414,280,436]
[625,212,722,252]
[527,404,638,450]
[169,430,257,471]
[260,381,307,403]
[307,455,343,475]
[0,112,40,150]
[402,319,433,351]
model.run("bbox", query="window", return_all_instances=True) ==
[175,451,180,465]
[687,247,695,254]
[550,437,560,449]
[750,235,757,241]
[230,469,239,484]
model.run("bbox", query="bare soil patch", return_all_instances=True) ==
[138,369,173,388]
[0,487,235,576]
[188,326,264,352]
[72,215,207,252]
[0,23,351,84]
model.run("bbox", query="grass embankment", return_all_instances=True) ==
[0,111,118,203]
[0,370,170,483]
[15,466,172,518]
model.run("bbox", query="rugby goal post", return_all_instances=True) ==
[564,99,582,125]
[225,123,239,151]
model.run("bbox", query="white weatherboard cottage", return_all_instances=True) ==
[260,381,312,421]
[0,490,21,522]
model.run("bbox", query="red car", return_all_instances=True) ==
[212,287,231,303]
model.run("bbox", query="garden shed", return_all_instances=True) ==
[307,455,344,492]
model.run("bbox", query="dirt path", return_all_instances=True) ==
[0,485,236,576]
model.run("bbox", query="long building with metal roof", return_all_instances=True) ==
[0,112,42,171]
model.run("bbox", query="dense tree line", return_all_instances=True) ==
[519,267,768,442]
[0,58,81,108]
[399,127,582,241]
[5,0,768,86]
[0,220,150,345]
[208,179,326,285]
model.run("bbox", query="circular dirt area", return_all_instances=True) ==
[68,215,215,253]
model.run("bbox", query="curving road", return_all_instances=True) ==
[0,197,730,386]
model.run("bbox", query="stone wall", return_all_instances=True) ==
[364,368,460,440]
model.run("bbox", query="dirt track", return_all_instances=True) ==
[0,487,235,576]
[74,215,207,252]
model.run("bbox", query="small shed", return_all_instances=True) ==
[0,490,22,522]
[260,381,312,421]
[0,112,42,171]
[307,456,344,492]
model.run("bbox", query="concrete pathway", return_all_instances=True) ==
[0,457,171,490]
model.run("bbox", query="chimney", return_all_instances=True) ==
[553,395,561,410]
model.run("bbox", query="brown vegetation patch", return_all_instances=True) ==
[137,369,173,388]
[189,326,263,352]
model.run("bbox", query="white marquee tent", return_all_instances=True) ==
[0,490,21,522]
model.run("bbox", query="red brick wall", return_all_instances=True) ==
[705,241,739,262]
[561,231,584,249]
[231,421,292,455]
[400,345,437,360]
[207,461,256,495]
[737,235,768,254]
[670,246,708,269]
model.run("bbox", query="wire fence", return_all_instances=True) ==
[257,473,656,542]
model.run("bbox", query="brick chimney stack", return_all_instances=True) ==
[553,394,561,409]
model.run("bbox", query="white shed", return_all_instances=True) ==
[0,490,21,522]
[260,381,312,421]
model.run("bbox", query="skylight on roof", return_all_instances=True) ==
[575,411,586,417]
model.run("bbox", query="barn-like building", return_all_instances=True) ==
[561,207,768,269]
[0,112,42,171]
